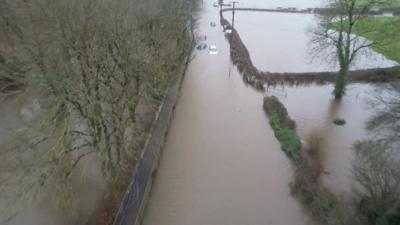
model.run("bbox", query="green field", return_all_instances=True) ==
[352,17,400,63]
[358,0,400,8]
[384,0,400,7]
[382,0,400,7]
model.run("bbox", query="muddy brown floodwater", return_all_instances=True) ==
[232,11,398,73]
[270,84,377,196]
[238,0,324,8]
[0,96,26,143]
[229,4,393,196]
[142,1,312,225]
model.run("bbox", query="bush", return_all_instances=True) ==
[263,96,296,129]
[275,125,301,157]
[333,118,346,126]
[299,187,339,224]
[354,140,400,225]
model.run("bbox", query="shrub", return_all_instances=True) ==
[263,96,296,129]
[333,118,346,126]
[276,126,301,158]
[267,111,301,158]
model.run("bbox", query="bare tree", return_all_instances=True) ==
[0,0,197,219]
[367,83,400,144]
[352,83,400,225]
[310,0,390,99]
[353,140,400,225]
[0,0,27,92]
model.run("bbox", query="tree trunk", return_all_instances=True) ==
[334,64,349,99]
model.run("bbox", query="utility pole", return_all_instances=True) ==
[230,1,239,29]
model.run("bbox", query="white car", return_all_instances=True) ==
[224,28,232,34]
[213,2,219,7]
[209,45,218,55]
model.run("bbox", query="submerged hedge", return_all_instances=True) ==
[262,95,341,224]
[263,96,301,158]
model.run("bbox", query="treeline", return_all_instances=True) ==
[0,0,197,222]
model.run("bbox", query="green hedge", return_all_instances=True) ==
[264,96,301,158]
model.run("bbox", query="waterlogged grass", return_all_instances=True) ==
[263,96,301,158]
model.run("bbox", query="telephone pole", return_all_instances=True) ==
[230,1,239,29]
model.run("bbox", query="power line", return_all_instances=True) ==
[230,1,239,29]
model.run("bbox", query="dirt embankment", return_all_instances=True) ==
[219,11,400,87]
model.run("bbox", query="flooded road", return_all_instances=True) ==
[142,1,391,223]
[142,1,311,225]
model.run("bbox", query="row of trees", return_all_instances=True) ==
[0,0,197,220]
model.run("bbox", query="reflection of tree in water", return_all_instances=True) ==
[327,98,343,123]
